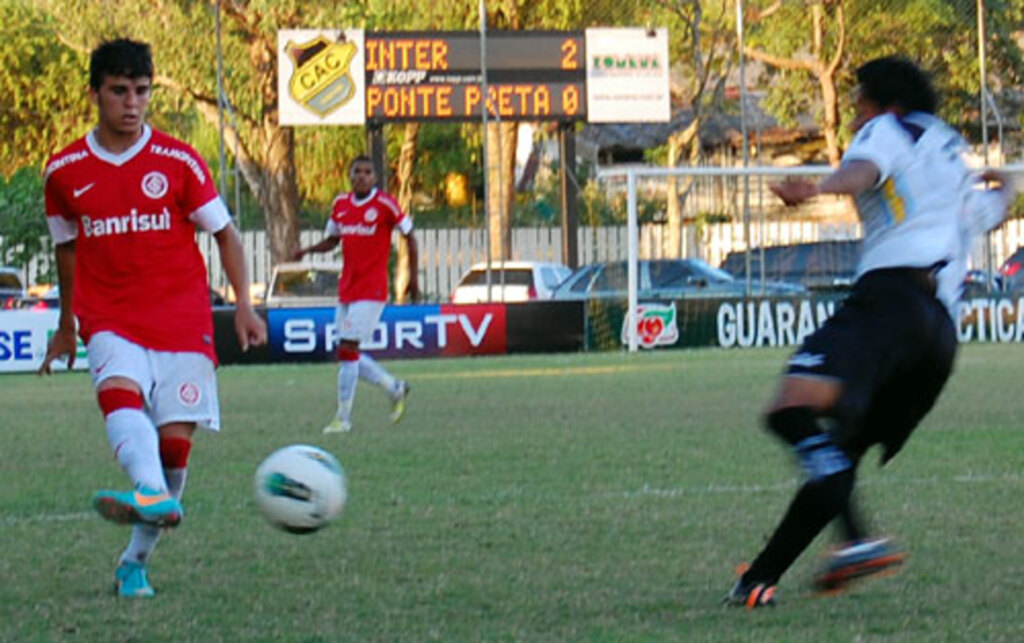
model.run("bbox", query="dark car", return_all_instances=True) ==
[551,258,806,301]
[998,247,1024,292]
[721,240,861,293]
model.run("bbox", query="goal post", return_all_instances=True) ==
[597,163,1024,353]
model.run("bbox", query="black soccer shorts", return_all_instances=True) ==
[785,268,958,463]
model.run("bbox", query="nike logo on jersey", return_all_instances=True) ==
[788,352,825,368]
[73,183,96,198]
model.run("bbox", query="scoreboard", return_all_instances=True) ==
[364,31,585,122]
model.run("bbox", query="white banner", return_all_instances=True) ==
[278,29,366,126]
[585,28,670,123]
[0,310,88,373]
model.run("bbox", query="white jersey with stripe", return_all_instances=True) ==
[842,112,966,306]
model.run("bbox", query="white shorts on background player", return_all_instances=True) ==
[334,301,386,344]
[87,331,221,431]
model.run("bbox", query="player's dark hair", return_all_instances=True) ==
[856,56,937,115]
[349,155,374,172]
[89,39,153,90]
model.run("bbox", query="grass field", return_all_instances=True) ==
[2,345,1023,641]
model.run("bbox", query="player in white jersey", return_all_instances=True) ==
[38,39,267,598]
[724,57,1011,609]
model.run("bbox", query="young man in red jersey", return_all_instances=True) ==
[40,38,267,597]
[293,156,419,433]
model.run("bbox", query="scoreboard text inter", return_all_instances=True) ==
[365,31,585,122]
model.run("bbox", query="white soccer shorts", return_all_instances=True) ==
[86,331,221,431]
[335,301,386,345]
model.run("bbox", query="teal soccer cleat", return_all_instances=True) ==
[115,561,155,598]
[93,485,183,528]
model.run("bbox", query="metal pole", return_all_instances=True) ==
[479,0,492,300]
[977,0,993,286]
[215,0,228,202]
[736,0,751,297]
[627,170,639,353]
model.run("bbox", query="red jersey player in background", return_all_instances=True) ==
[293,156,419,433]
[39,38,267,597]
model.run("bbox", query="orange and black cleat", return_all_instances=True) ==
[724,565,777,609]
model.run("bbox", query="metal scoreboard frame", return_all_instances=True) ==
[276,27,669,270]
[364,31,586,123]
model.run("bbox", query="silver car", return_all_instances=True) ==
[551,259,806,300]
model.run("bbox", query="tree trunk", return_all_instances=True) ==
[665,118,701,259]
[394,122,419,303]
[485,120,517,261]
[819,73,841,166]
[259,124,301,265]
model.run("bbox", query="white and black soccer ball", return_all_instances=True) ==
[254,444,347,534]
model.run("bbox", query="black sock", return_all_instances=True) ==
[743,468,855,585]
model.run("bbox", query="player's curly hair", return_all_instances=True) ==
[856,56,937,115]
[90,38,153,90]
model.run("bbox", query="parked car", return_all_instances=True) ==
[451,261,573,303]
[720,240,861,292]
[998,246,1024,292]
[264,262,341,307]
[0,267,27,309]
[551,258,806,301]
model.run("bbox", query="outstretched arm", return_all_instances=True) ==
[39,241,77,374]
[771,161,881,206]
[292,236,340,261]
[214,223,267,352]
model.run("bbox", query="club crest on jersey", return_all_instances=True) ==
[178,381,201,407]
[141,171,169,199]
[365,208,378,223]
[286,36,358,117]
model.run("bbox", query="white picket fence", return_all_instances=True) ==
[11,219,1024,301]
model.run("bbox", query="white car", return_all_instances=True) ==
[450,261,573,304]
[0,266,26,309]
[264,262,342,308]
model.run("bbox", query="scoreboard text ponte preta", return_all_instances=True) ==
[364,31,586,122]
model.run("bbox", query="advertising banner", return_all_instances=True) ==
[266,304,507,361]
[0,310,88,373]
[589,295,1024,351]
[585,27,671,123]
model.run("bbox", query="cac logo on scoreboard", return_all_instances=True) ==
[278,29,366,126]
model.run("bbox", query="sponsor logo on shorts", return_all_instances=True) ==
[142,171,169,199]
[178,381,201,406]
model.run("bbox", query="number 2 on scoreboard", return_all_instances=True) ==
[561,38,579,70]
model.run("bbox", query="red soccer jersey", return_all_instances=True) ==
[326,187,410,302]
[44,126,230,362]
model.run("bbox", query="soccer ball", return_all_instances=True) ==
[254,444,347,534]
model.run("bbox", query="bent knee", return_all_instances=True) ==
[765,374,842,416]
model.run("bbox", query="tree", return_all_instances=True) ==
[653,0,738,257]
[0,169,50,279]
[742,1,847,166]
[742,0,1024,165]
[34,0,379,264]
